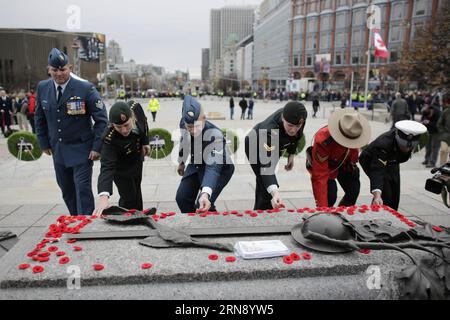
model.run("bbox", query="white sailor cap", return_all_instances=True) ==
[395,120,427,136]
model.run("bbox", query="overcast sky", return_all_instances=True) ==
[1,0,262,79]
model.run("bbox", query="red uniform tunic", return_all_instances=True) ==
[309,127,359,207]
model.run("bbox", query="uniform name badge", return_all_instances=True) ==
[66,98,86,115]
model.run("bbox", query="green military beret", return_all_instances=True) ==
[109,101,132,125]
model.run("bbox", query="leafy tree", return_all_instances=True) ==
[397,2,450,89]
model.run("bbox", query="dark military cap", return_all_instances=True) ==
[282,101,308,126]
[182,95,202,124]
[48,48,69,69]
[109,101,132,125]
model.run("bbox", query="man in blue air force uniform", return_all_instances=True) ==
[35,48,108,216]
[176,95,235,213]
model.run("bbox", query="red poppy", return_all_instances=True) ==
[230,211,239,215]
[288,209,295,213]
[359,249,371,255]
[208,254,219,261]
[245,210,253,214]
[187,213,196,217]
[56,251,66,257]
[236,214,244,217]
[67,239,77,244]
[250,213,258,218]
[302,252,312,260]
[151,215,159,221]
[37,252,51,258]
[290,253,300,261]
[168,212,176,216]
[18,264,30,270]
[297,209,304,213]
[141,263,153,269]
[59,257,70,265]
[27,251,38,258]
[358,209,367,213]
[38,257,49,262]
[93,264,104,271]
[48,246,58,252]
[159,213,167,219]
[200,213,208,218]
[73,246,83,252]
[257,210,265,213]
[307,209,316,213]
[347,211,355,216]
[32,266,44,274]
[222,212,229,216]
[225,256,236,262]
[283,256,293,265]
[432,226,443,233]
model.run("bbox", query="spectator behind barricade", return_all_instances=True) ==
[27,90,36,133]
[437,94,450,166]
[390,92,410,128]
[421,103,441,168]
[407,91,418,121]
[15,91,30,132]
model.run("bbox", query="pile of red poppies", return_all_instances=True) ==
[282,252,312,265]
[183,205,421,230]
[19,215,95,274]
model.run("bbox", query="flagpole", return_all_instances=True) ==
[365,4,374,120]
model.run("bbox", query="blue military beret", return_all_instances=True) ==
[48,48,69,69]
[182,95,202,124]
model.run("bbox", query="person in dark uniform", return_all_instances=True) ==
[176,95,235,213]
[359,120,427,210]
[0,89,13,137]
[245,102,308,210]
[308,109,371,208]
[35,48,108,216]
[93,101,150,216]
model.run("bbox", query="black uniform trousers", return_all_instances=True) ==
[114,161,143,211]
[379,166,401,211]
[245,136,275,210]
[327,167,360,207]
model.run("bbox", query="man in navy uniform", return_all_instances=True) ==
[35,48,108,216]
[176,95,235,213]
[359,120,427,210]
[245,102,307,210]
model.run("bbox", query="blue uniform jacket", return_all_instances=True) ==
[178,119,234,193]
[35,77,108,167]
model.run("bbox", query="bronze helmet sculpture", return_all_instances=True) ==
[291,212,355,253]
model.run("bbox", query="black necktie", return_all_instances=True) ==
[57,86,63,103]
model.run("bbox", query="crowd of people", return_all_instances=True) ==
[0,88,36,136]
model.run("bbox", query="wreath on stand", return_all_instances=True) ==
[147,128,174,159]
[7,131,42,161]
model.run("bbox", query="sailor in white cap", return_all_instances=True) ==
[359,120,427,210]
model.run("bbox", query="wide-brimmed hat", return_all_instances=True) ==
[328,109,371,149]
[291,212,355,253]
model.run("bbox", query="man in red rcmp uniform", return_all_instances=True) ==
[307,109,371,208]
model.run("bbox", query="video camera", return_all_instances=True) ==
[425,162,450,208]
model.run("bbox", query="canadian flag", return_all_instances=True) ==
[373,30,389,59]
